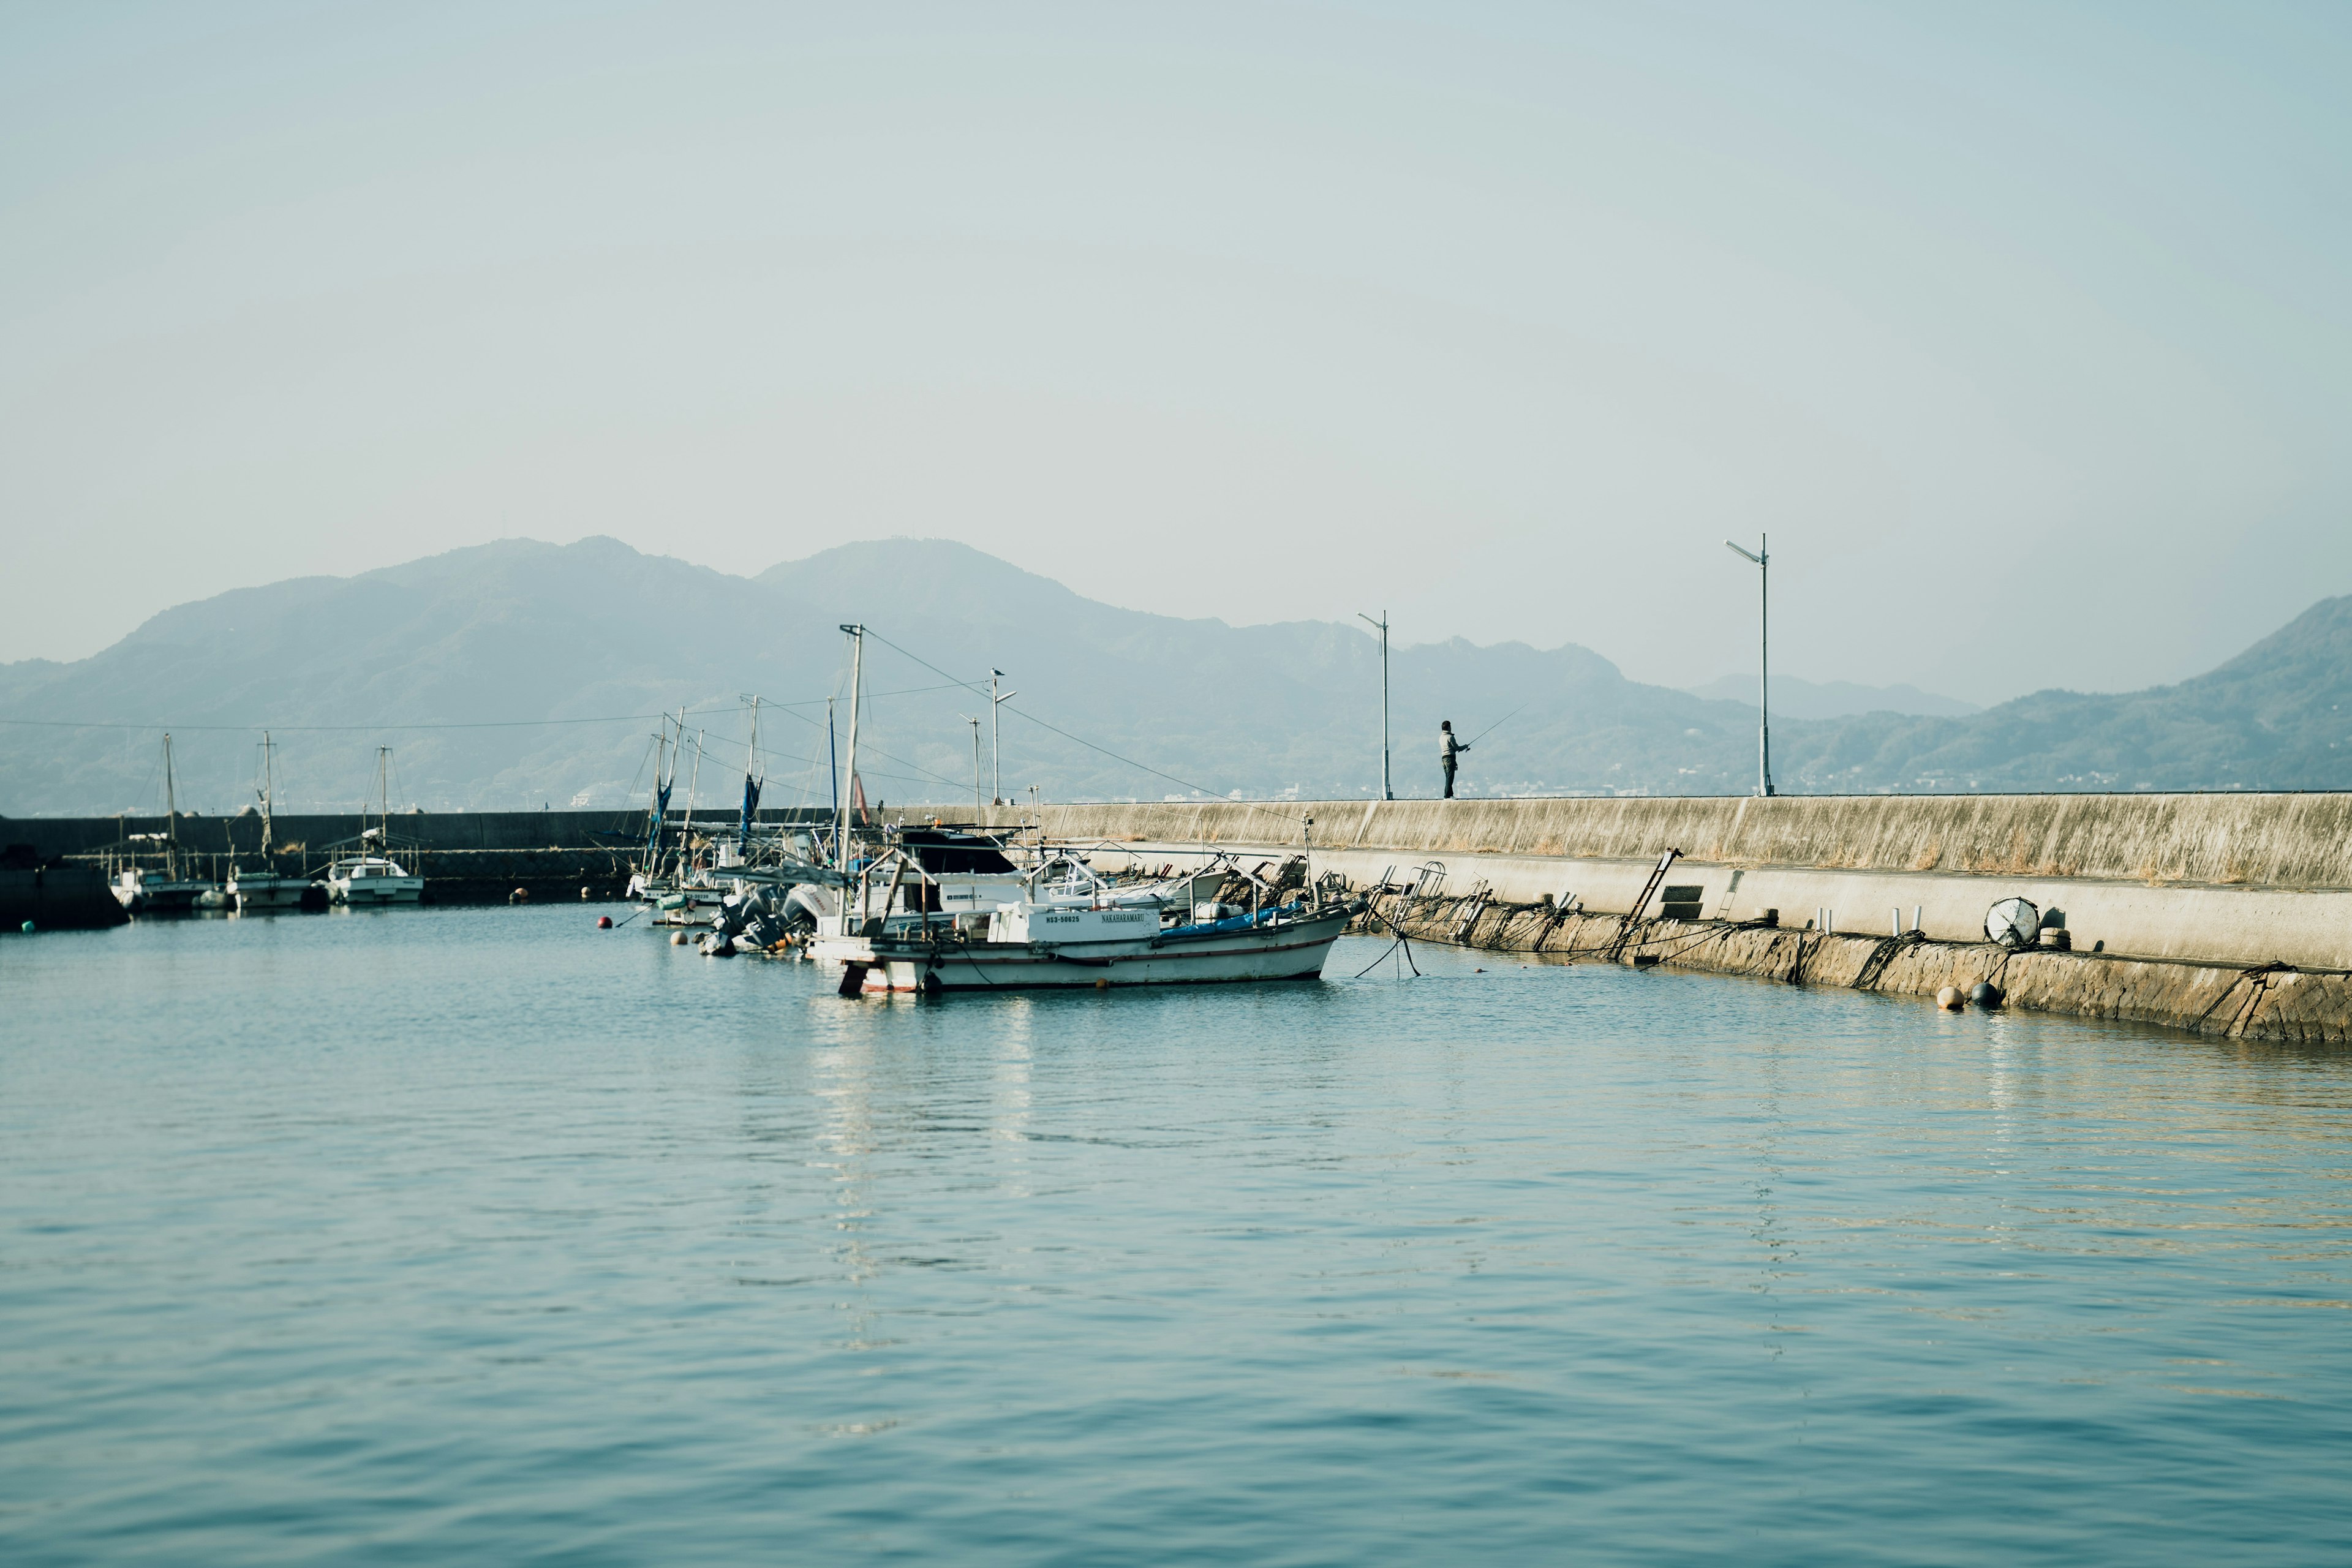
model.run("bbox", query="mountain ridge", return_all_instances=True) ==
[3,537,2347,813]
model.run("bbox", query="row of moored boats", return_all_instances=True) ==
[107,736,425,915]
[623,628,1360,993]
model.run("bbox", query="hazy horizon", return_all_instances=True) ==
[6,4,2349,706]
[0,529,2237,712]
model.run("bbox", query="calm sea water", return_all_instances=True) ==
[4,906,2350,1564]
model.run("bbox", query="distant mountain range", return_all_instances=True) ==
[1680,674,1980,720]
[2,537,2348,815]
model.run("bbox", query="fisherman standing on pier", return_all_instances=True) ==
[1439,720,1469,798]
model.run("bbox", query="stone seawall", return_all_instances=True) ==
[1355,887,2351,1047]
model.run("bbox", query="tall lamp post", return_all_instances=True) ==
[1358,611,1391,800]
[1722,537,1774,797]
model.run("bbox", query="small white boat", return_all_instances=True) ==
[325,854,423,905]
[318,750,426,907]
[853,893,1358,993]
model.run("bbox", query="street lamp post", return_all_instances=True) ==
[1357,611,1391,800]
[1723,535,1775,798]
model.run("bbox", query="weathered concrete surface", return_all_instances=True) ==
[1362,889,2352,1047]
[990,793,2352,889]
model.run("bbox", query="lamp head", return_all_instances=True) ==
[1724,540,1764,565]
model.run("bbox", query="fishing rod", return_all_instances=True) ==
[1463,703,1528,750]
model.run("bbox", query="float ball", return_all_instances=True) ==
[18,921,31,934]
[597,915,612,929]
[1937,986,1964,1011]
[1970,981,2005,1010]
[671,930,688,946]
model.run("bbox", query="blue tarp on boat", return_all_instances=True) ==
[1161,901,1308,940]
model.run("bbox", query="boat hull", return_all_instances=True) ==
[858,908,1353,992]
[334,883,422,905]
[228,875,312,911]
[114,875,217,914]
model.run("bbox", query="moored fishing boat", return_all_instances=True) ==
[322,750,424,905]
[325,854,423,905]
[227,733,320,911]
[110,734,221,913]
[850,887,1359,993]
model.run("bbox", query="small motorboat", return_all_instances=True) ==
[325,854,423,905]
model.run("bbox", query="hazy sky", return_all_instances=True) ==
[4,2,2347,704]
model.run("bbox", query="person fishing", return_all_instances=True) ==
[1439,720,1469,798]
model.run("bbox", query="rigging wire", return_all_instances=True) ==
[0,681,976,736]
[854,627,1307,824]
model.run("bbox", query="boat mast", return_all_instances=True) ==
[739,698,761,856]
[645,716,673,873]
[989,669,1016,807]
[375,746,392,848]
[678,725,703,876]
[839,625,864,867]
[164,733,179,880]
[258,731,276,860]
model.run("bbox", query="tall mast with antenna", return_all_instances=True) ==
[989,668,1016,807]
[375,746,392,846]
[164,733,179,880]
[736,699,763,856]
[839,625,864,859]
[258,731,276,860]
[678,724,703,877]
[963,714,982,815]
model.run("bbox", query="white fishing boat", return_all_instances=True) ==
[803,843,1223,968]
[322,750,424,905]
[325,854,423,905]
[111,734,222,913]
[801,829,1033,965]
[850,890,1359,993]
[227,732,318,911]
[227,865,311,910]
[115,862,219,913]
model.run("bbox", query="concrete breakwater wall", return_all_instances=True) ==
[1018,794,2352,974]
[1355,888,2352,1047]
[1030,793,2352,1041]
[1,807,840,862]
[6,808,843,905]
